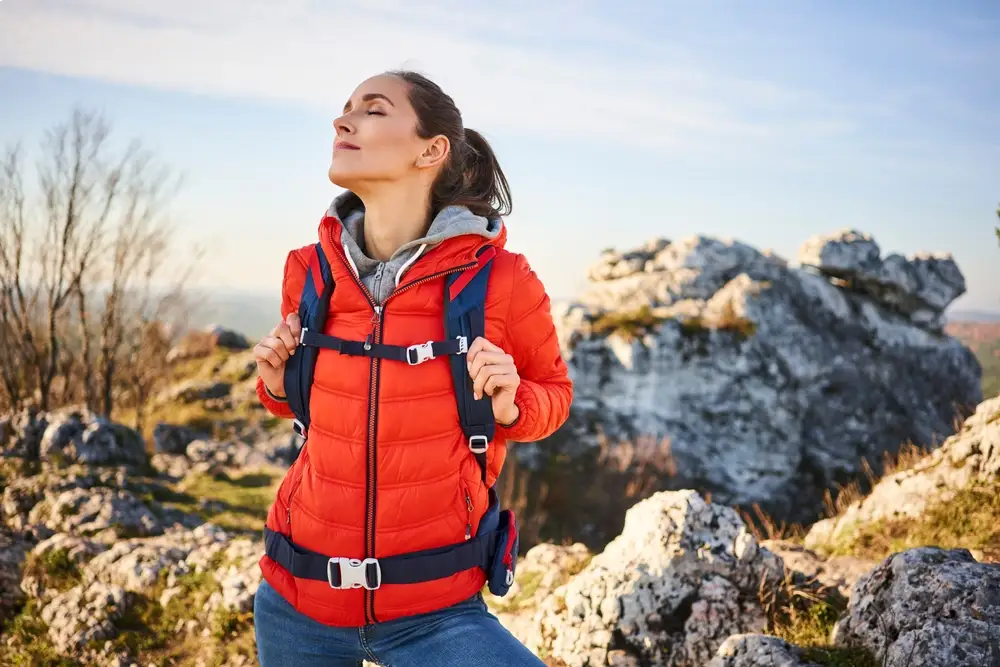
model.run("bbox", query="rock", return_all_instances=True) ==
[166,327,250,364]
[0,526,28,624]
[804,394,1000,550]
[40,580,131,655]
[709,634,821,666]
[833,547,1000,667]
[153,424,204,455]
[1,407,148,467]
[545,229,981,524]
[30,486,163,540]
[159,379,233,404]
[798,228,966,321]
[762,540,875,598]
[509,490,784,666]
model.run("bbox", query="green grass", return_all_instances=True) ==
[826,478,1000,562]
[163,468,281,534]
[589,305,666,340]
[21,548,82,593]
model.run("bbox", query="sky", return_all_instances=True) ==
[2,0,999,314]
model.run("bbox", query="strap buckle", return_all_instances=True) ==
[292,419,307,438]
[327,557,381,590]
[456,335,469,354]
[406,341,435,365]
[299,327,308,345]
[469,435,489,454]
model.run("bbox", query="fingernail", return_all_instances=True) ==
[474,392,480,400]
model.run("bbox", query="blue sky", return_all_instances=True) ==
[2,0,999,313]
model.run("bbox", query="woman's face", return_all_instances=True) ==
[328,75,445,190]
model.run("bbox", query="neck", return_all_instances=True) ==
[357,182,433,262]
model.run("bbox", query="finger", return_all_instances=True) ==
[484,369,518,397]
[258,337,290,364]
[468,350,511,380]
[286,312,302,338]
[274,322,297,356]
[254,343,284,369]
[474,362,517,399]
[466,336,501,364]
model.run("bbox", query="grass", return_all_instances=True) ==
[21,548,82,593]
[0,600,77,667]
[827,478,1000,562]
[589,305,666,341]
[162,468,281,535]
[760,571,880,667]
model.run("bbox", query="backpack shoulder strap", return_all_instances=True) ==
[444,246,497,484]
[284,242,335,442]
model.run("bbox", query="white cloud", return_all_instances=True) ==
[0,0,851,158]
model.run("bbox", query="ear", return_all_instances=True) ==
[415,135,450,170]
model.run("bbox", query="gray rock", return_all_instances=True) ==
[36,408,147,467]
[833,547,1000,667]
[709,634,821,667]
[761,540,874,598]
[545,230,981,523]
[40,580,131,655]
[798,228,966,321]
[507,490,784,666]
[159,379,233,404]
[804,394,1000,550]
[0,526,28,624]
[153,423,204,455]
[30,487,163,539]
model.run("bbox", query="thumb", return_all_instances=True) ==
[286,312,301,336]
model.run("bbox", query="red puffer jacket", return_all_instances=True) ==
[255,211,573,627]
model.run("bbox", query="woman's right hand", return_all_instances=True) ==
[254,313,301,398]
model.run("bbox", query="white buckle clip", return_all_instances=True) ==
[469,435,489,454]
[407,341,435,365]
[456,336,469,354]
[299,327,308,345]
[327,557,381,590]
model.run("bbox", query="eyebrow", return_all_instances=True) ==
[343,93,395,113]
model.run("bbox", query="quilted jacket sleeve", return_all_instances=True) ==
[255,248,308,419]
[496,253,573,443]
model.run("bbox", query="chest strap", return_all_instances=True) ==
[300,328,469,365]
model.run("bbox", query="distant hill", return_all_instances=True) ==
[185,288,279,341]
[946,320,1000,399]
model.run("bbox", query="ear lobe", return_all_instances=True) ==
[415,135,450,169]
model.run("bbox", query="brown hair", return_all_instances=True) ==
[387,70,512,219]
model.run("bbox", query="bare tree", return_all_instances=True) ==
[0,107,197,420]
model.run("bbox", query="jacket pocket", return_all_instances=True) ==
[285,445,311,537]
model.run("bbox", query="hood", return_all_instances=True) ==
[325,190,503,304]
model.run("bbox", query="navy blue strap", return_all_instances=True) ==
[300,330,467,364]
[263,527,497,586]
[444,255,496,484]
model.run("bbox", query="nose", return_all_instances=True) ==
[333,114,354,136]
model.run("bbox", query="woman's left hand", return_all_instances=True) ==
[466,336,520,425]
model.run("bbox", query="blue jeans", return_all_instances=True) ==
[253,579,545,666]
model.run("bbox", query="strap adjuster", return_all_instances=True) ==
[292,419,306,438]
[406,341,435,365]
[327,557,381,590]
[469,435,489,454]
[299,327,308,345]
[456,335,469,354]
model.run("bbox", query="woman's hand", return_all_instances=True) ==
[254,313,301,398]
[466,336,520,426]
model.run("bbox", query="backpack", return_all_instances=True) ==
[262,240,519,599]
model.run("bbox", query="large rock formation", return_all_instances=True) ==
[542,228,981,522]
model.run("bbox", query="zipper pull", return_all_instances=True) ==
[286,507,291,526]
[365,306,382,351]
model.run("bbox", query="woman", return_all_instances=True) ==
[251,70,573,666]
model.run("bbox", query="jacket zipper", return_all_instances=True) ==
[324,225,478,624]
[463,484,473,541]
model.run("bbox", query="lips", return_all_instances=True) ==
[335,140,360,151]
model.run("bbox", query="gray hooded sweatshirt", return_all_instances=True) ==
[327,191,501,305]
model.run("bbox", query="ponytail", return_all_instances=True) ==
[446,128,511,218]
[387,70,513,219]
